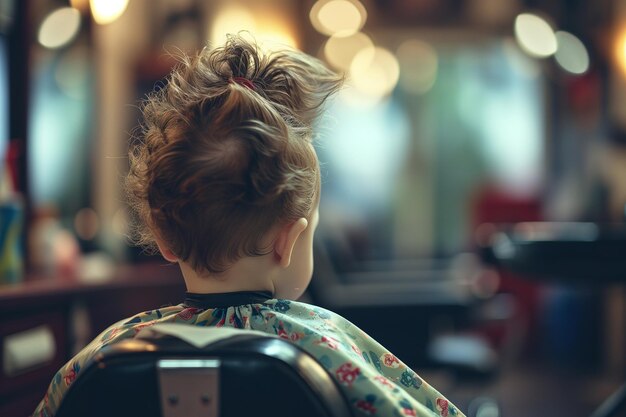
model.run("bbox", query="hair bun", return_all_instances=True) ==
[215,34,343,128]
[126,34,341,274]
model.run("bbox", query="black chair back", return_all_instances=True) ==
[56,332,353,417]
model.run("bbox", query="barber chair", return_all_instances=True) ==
[484,222,626,417]
[55,325,353,417]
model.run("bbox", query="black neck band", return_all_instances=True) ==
[183,291,274,309]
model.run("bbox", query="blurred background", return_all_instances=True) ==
[0,0,625,416]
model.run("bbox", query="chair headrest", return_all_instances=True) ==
[136,323,274,348]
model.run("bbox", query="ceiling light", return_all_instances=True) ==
[554,31,589,74]
[310,0,366,37]
[89,0,129,25]
[349,46,400,100]
[38,7,81,49]
[324,32,374,71]
[514,13,557,58]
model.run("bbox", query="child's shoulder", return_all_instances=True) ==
[94,304,186,346]
[263,299,361,331]
[265,298,334,317]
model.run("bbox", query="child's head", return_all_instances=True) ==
[126,34,341,294]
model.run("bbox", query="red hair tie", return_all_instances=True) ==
[230,76,256,91]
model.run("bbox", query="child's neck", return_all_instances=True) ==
[178,254,278,295]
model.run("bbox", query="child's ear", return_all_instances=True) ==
[154,237,178,263]
[273,218,308,268]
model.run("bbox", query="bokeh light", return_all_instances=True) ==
[349,46,400,100]
[210,4,257,47]
[615,27,626,77]
[210,5,297,50]
[310,0,367,37]
[38,7,81,49]
[69,0,90,14]
[554,31,590,74]
[89,0,129,25]
[324,32,374,71]
[514,13,557,58]
[112,208,129,237]
[396,39,438,94]
[255,17,298,50]
[74,207,100,241]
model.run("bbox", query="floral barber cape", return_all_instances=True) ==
[34,293,464,417]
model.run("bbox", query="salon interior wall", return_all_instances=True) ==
[605,0,626,380]
[607,0,626,221]
[92,0,150,258]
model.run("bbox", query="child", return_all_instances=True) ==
[34,35,464,417]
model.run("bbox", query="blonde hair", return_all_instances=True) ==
[125,35,342,273]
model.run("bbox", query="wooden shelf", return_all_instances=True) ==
[0,262,186,417]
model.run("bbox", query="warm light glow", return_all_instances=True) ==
[258,32,298,50]
[324,32,374,71]
[349,46,400,100]
[396,39,438,94]
[38,7,81,49]
[210,5,257,47]
[256,18,298,50]
[112,208,129,237]
[210,6,297,51]
[615,28,626,77]
[69,0,90,14]
[554,31,589,74]
[310,0,366,37]
[89,0,128,25]
[514,13,557,57]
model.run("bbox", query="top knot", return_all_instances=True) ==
[230,76,256,91]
